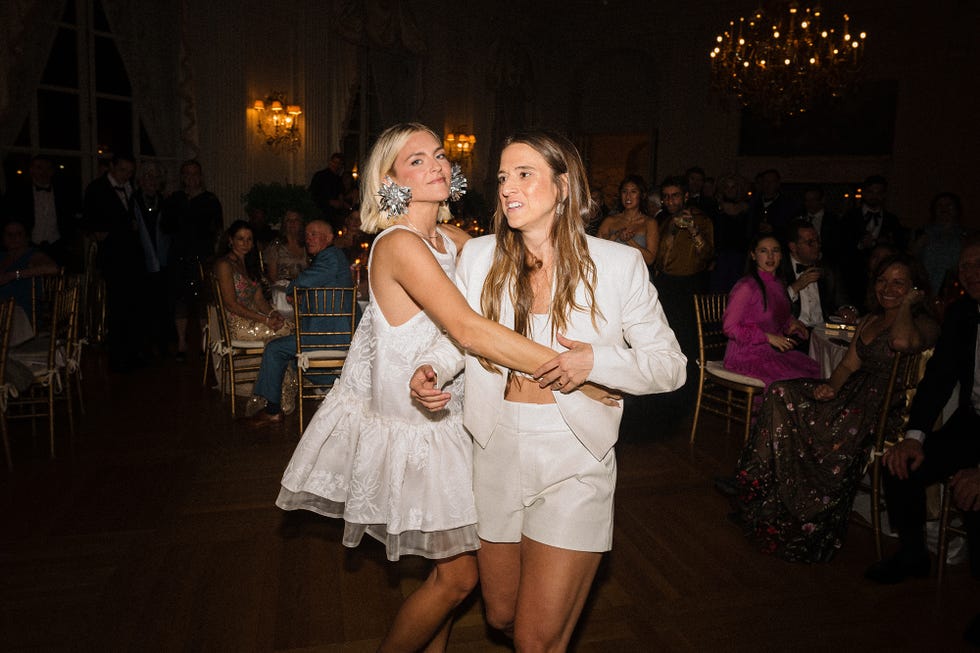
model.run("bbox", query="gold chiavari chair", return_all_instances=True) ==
[209,276,266,416]
[0,298,17,470]
[30,270,65,333]
[8,282,80,458]
[689,293,766,446]
[291,286,357,435]
[863,348,932,560]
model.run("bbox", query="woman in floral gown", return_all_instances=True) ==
[733,253,939,562]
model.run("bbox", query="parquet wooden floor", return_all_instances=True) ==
[1,350,976,651]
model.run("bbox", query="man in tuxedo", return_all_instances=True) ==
[83,153,145,372]
[749,168,800,238]
[840,175,907,307]
[867,236,980,642]
[685,166,717,217]
[799,187,840,265]
[245,220,354,427]
[2,155,79,267]
[781,219,841,336]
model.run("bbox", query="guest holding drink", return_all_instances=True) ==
[723,233,821,387]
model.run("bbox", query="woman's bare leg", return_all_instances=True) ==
[378,552,478,653]
[512,538,601,653]
[475,539,522,637]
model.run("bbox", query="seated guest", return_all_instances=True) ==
[867,238,980,603]
[912,191,966,299]
[597,175,659,274]
[0,218,60,317]
[245,220,353,427]
[264,209,308,284]
[213,220,290,342]
[723,233,821,387]
[781,218,844,336]
[731,253,939,562]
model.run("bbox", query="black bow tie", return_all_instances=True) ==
[795,262,810,274]
[113,185,127,192]
[34,185,51,192]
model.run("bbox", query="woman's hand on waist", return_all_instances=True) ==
[410,364,452,412]
[533,333,594,393]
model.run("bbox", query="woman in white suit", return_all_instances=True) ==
[412,131,686,651]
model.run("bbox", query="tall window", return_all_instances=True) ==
[2,0,152,199]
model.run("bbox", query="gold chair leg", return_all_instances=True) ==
[937,482,952,582]
[48,384,56,458]
[297,367,304,437]
[871,459,883,560]
[229,360,237,417]
[2,416,11,471]
[689,373,705,445]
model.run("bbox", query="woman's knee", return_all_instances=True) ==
[483,603,515,635]
[432,555,479,601]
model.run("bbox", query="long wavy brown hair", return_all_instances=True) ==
[479,130,601,372]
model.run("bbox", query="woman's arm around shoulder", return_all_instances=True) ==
[372,230,554,374]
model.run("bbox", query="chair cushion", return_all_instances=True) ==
[230,339,266,349]
[302,350,348,360]
[9,336,57,371]
[704,360,766,388]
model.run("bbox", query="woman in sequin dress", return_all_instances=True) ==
[732,253,939,562]
[213,220,290,342]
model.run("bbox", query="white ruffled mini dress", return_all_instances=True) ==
[276,225,477,560]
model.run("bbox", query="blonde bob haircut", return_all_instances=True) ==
[359,122,453,234]
[478,130,601,372]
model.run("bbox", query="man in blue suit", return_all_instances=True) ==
[245,219,354,427]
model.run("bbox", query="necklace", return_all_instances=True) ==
[400,219,440,241]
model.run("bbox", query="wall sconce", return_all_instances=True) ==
[252,92,302,152]
[443,131,476,161]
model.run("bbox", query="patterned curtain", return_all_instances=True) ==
[0,0,66,183]
[100,0,182,160]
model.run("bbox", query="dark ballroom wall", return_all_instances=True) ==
[4,0,976,229]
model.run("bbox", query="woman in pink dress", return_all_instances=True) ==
[723,233,821,386]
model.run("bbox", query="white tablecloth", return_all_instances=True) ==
[10,306,34,347]
[809,325,853,377]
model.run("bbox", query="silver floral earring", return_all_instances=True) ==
[449,163,468,202]
[378,176,412,218]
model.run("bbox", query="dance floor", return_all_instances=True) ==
[0,349,975,651]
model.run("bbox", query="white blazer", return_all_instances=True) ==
[419,235,687,461]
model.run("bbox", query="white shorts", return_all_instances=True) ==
[473,401,616,552]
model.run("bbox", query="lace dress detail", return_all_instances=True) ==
[276,225,476,560]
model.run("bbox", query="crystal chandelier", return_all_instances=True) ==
[709,2,867,121]
[252,92,302,152]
